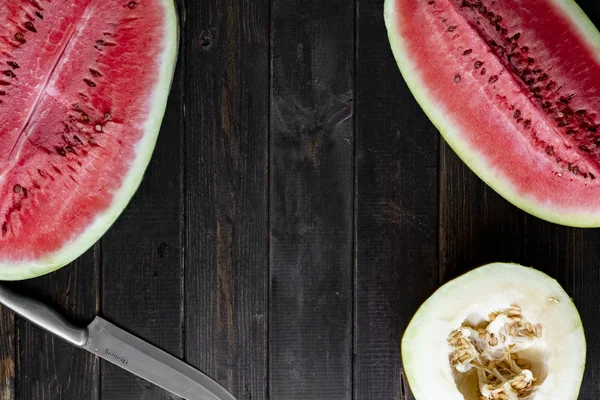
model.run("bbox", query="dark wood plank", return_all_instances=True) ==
[183,0,269,399]
[354,1,439,399]
[14,249,99,400]
[439,144,524,280]
[99,4,185,396]
[269,1,354,399]
[0,307,14,400]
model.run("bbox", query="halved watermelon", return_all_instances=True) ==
[385,0,600,227]
[0,0,178,280]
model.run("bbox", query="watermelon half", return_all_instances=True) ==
[385,0,600,227]
[0,0,178,280]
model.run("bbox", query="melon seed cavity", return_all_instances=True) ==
[448,305,546,399]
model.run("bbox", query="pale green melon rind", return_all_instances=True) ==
[384,0,600,228]
[400,262,586,400]
[0,0,179,281]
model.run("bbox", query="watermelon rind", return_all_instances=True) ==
[384,0,600,227]
[0,0,179,280]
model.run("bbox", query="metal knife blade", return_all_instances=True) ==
[0,284,235,400]
[85,317,235,400]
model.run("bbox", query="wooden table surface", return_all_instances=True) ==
[1,0,600,399]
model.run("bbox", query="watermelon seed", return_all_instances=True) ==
[454,74,461,84]
[24,22,37,33]
[35,12,43,20]
[590,173,596,180]
[521,46,529,53]
[546,81,556,90]
[580,145,590,152]
[78,92,89,101]
[104,112,111,120]
[545,146,554,156]
[463,49,472,55]
[2,223,6,235]
[488,75,498,84]
[7,61,19,69]
[447,25,457,32]
[513,110,521,119]
[73,135,83,144]
[81,114,89,122]
[537,73,548,82]
[56,147,67,157]
[128,2,137,9]
[89,69,102,78]
[83,79,96,87]
[523,119,531,129]
[13,185,21,193]
[480,68,486,75]
[566,129,576,135]
[95,124,102,132]
[14,33,25,43]
[2,71,16,78]
[573,167,579,176]
[474,61,483,69]
[557,121,568,127]
[66,146,76,154]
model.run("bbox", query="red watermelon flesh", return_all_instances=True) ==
[0,0,178,279]
[385,0,600,226]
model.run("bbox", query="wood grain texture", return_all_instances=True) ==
[354,1,439,399]
[14,249,99,400]
[0,304,14,400]
[99,7,185,396]
[269,1,354,399]
[183,0,269,399]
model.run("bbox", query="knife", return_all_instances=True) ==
[0,284,236,400]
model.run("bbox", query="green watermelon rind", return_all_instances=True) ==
[0,0,179,280]
[384,0,600,228]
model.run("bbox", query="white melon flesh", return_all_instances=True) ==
[402,263,586,400]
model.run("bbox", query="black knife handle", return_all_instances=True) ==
[0,284,88,347]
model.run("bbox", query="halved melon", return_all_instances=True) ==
[0,0,178,279]
[402,263,586,399]
[385,0,600,227]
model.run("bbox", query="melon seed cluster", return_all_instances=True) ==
[447,305,543,399]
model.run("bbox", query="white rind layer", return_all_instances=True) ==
[384,0,600,227]
[401,263,586,400]
[0,0,179,280]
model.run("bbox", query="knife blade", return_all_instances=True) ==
[0,284,236,400]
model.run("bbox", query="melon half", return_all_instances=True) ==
[384,0,600,227]
[0,0,178,279]
[402,263,586,400]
